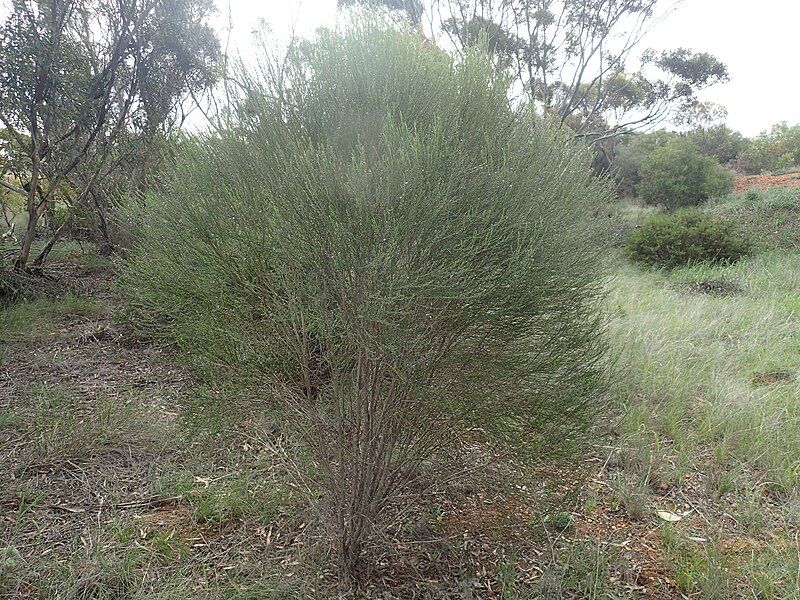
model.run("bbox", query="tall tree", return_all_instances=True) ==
[340,0,728,141]
[0,0,219,271]
[338,0,425,25]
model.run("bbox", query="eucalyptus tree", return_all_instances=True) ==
[0,0,219,271]
[339,0,728,141]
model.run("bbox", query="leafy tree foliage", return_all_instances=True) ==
[610,130,675,196]
[338,0,424,24]
[637,137,734,209]
[123,21,610,582]
[611,126,745,198]
[688,124,745,166]
[735,122,800,174]
[0,0,219,271]
[339,0,729,140]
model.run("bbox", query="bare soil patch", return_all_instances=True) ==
[734,172,800,194]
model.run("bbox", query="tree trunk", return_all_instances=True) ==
[15,143,43,272]
[93,194,114,256]
[32,214,72,269]
[14,212,39,272]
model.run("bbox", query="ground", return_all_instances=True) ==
[2,187,800,598]
[734,171,800,194]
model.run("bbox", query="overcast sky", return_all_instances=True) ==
[219,0,799,137]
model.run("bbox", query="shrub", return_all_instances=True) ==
[708,188,800,252]
[637,138,734,209]
[734,122,800,174]
[688,124,745,165]
[612,131,677,197]
[122,21,610,581]
[626,210,750,268]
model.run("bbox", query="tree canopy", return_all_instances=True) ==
[0,0,220,270]
[339,0,729,140]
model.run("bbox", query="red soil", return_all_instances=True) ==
[734,171,800,194]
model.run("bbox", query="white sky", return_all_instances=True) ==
[217,0,800,137]
[0,0,793,136]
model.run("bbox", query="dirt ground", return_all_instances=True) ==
[1,250,795,598]
[734,171,800,194]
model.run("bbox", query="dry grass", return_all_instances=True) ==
[595,248,800,598]
[3,224,800,597]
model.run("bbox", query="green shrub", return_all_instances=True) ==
[708,187,800,252]
[612,131,677,197]
[688,124,745,165]
[637,138,734,209]
[122,21,610,580]
[626,210,750,268]
[734,122,800,174]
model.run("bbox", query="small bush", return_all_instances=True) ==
[626,210,750,268]
[612,131,677,197]
[637,138,734,209]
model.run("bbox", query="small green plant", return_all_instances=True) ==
[499,554,520,599]
[537,540,622,599]
[637,137,734,209]
[734,487,768,535]
[626,210,750,269]
[547,510,574,532]
[744,188,760,202]
[0,409,23,429]
[149,529,190,564]
[704,466,738,500]
[190,476,291,525]
[610,474,649,520]
[660,528,732,599]
[0,546,22,590]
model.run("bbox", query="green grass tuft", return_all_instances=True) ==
[0,294,107,342]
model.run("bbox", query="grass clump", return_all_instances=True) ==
[536,541,627,599]
[626,209,750,269]
[122,20,611,581]
[0,294,106,342]
[189,476,294,526]
[10,384,156,469]
[709,187,800,252]
[660,528,732,599]
[609,253,800,491]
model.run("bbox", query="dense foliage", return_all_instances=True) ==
[735,122,800,174]
[122,22,611,580]
[337,0,729,140]
[611,131,675,196]
[626,210,750,268]
[637,138,734,209]
[689,124,746,166]
[709,188,800,252]
[0,0,219,270]
[611,122,800,196]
